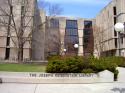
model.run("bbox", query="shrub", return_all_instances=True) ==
[65,56,84,73]
[46,56,124,80]
[46,60,61,73]
[82,68,96,73]
[46,56,84,73]
[47,55,62,61]
[114,69,119,81]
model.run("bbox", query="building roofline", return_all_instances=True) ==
[46,15,94,21]
[96,0,114,18]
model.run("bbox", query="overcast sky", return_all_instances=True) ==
[38,0,112,18]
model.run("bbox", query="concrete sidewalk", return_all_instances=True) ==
[0,82,125,93]
[0,67,125,93]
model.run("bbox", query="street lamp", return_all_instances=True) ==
[114,23,124,32]
[114,12,125,57]
[74,44,78,48]
[63,49,67,55]
[114,22,124,56]
[121,50,125,57]
[74,44,78,56]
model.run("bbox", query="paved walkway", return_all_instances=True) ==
[0,67,125,93]
[0,82,125,93]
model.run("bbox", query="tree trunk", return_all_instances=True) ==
[18,44,23,63]
[18,37,24,63]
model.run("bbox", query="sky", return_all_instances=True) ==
[38,0,112,18]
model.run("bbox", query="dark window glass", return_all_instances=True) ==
[114,17,117,25]
[65,36,78,44]
[113,7,117,15]
[21,6,25,15]
[66,20,77,28]
[113,7,117,37]
[84,29,91,35]
[84,21,92,28]
[66,29,78,36]
[115,38,117,48]
[65,20,78,54]
[50,19,59,28]
[5,48,10,60]
[83,20,94,56]
[114,30,117,36]
[121,37,123,44]
[84,36,89,43]
[124,22,125,31]
[10,6,13,14]
[21,6,25,27]
[6,37,10,46]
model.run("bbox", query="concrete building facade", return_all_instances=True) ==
[45,17,94,57]
[0,1,94,61]
[94,0,125,57]
[0,0,45,61]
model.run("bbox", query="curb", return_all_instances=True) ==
[0,78,2,83]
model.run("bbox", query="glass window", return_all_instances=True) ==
[66,29,78,36]
[50,19,59,28]
[84,29,91,35]
[84,21,92,28]
[115,38,117,48]
[6,37,10,46]
[84,36,89,43]
[113,7,117,15]
[65,20,79,54]
[66,20,77,28]
[114,17,117,25]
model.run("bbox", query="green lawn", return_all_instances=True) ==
[0,63,46,72]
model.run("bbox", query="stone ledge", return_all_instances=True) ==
[0,78,2,83]
[0,60,48,64]
[0,72,114,84]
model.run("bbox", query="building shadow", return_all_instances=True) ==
[111,87,125,93]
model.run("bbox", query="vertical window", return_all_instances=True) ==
[124,22,125,31]
[84,29,91,35]
[121,37,123,44]
[115,38,117,48]
[84,21,92,28]
[50,19,59,28]
[84,20,93,56]
[114,30,117,36]
[6,37,10,46]
[84,21,92,46]
[66,20,77,28]
[114,17,117,25]
[8,6,13,34]
[21,6,25,15]
[5,48,10,60]
[10,6,13,14]
[113,7,117,15]
[65,20,78,54]
[21,5,25,27]
[113,7,117,36]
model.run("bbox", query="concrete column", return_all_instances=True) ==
[77,19,84,56]
[59,18,66,55]
[116,0,125,22]
[116,0,125,56]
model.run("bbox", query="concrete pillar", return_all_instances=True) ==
[77,19,84,56]
[116,0,125,57]
[59,18,66,55]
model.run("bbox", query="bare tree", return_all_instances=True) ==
[93,25,104,57]
[38,0,63,16]
[38,0,63,58]
[0,0,34,62]
[0,0,63,61]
